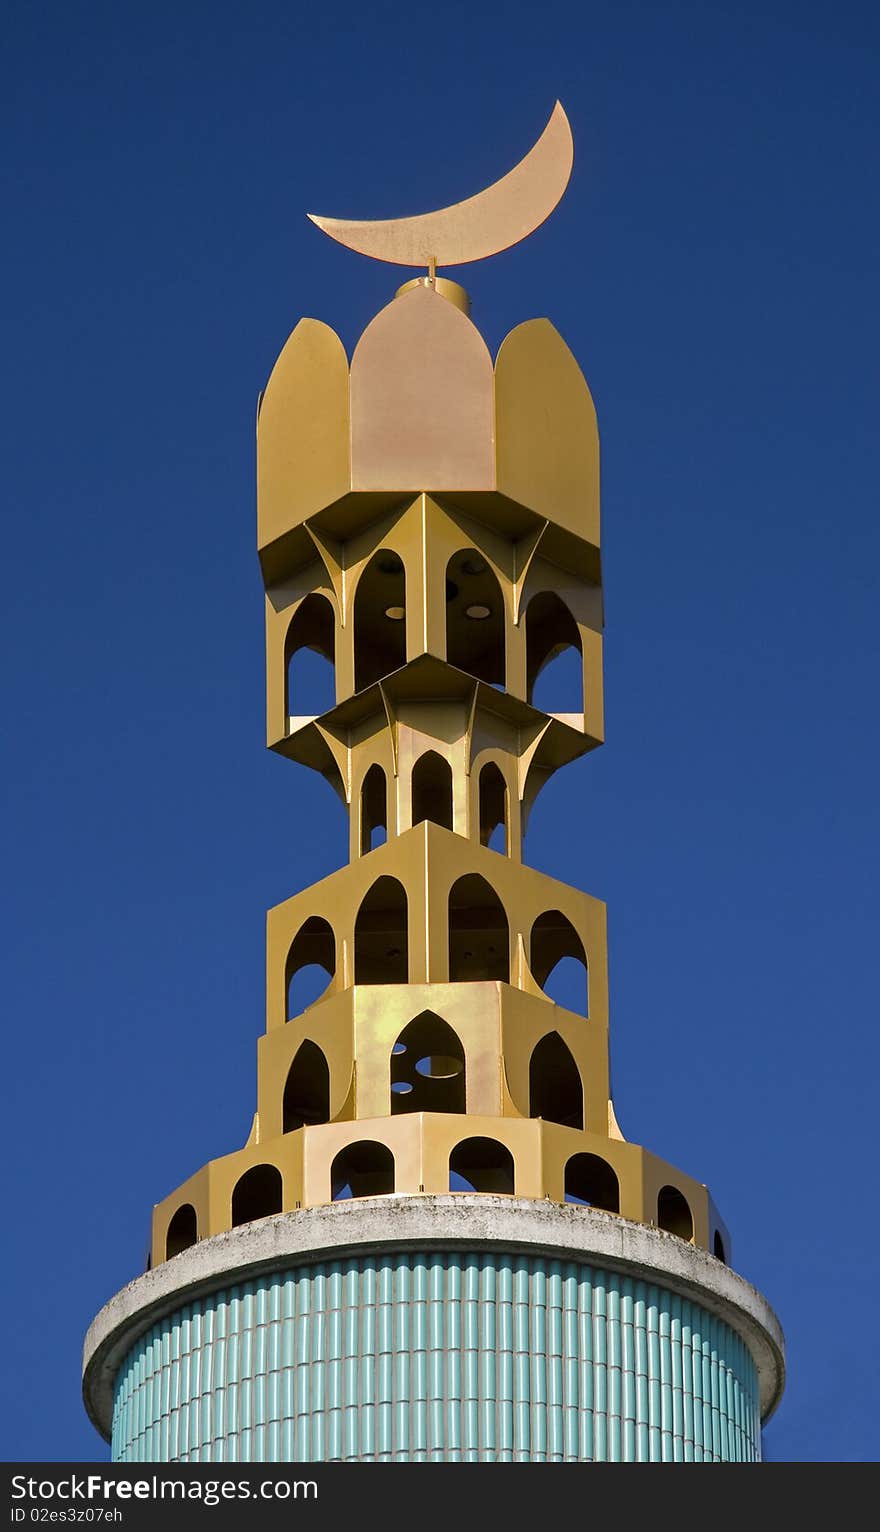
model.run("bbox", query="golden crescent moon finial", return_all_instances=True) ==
[307,101,573,269]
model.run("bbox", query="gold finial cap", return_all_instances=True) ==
[394,276,471,316]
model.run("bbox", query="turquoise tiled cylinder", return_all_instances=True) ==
[111,1251,761,1462]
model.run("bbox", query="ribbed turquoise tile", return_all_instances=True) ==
[593,1409,607,1462]
[267,1419,282,1462]
[498,1297,513,1352]
[533,1298,547,1361]
[593,1359,607,1418]
[593,1307,607,1367]
[607,1315,621,1371]
[622,1368,636,1422]
[648,1327,661,1384]
[703,1398,713,1462]
[281,1416,295,1461]
[412,1396,427,1454]
[548,1353,564,1452]
[532,1395,547,1455]
[648,1374,661,1433]
[312,1407,325,1463]
[343,1396,358,1461]
[447,1391,463,1451]
[413,1347,427,1407]
[514,1399,530,1459]
[608,1415,622,1460]
[112,1250,762,1464]
[619,1317,634,1378]
[661,1376,673,1437]
[450,1342,466,1403]
[325,1404,342,1461]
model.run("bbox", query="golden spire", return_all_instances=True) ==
[152,107,729,1271]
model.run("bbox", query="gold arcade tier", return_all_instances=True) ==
[152,278,730,1270]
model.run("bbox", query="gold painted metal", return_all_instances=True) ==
[308,102,573,269]
[150,114,731,1274]
[395,277,471,315]
[257,319,350,558]
[496,320,600,545]
[350,285,495,491]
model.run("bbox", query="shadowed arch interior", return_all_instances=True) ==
[390,1011,466,1115]
[361,763,388,852]
[286,916,335,1018]
[231,1165,283,1228]
[165,1204,198,1261]
[478,762,508,853]
[526,590,583,713]
[331,1141,395,1200]
[355,876,408,983]
[530,909,588,1016]
[658,1185,693,1242]
[449,1136,514,1194]
[448,873,509,982]
[283,1040,330,1132]
[412,750,453,831]
[445,549,505,686]
[529,1031,584,1129]
[285,593,336,720]
[564,1153,619,1212]
[714,1230,727,1264]
[354,550,406,691]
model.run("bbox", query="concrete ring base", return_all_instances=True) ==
[83,1195,784,1448]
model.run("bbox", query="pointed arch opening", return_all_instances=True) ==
[286,916,335,1019]
[658,1185,693,1242]
[232,1165,282,1228]
[165,1203,197,1261]
[529,1032,584,1129]
[530,909,588,1016]
[445,549,505,687]
[448,873,509,982]
[285,593,336,721]
[478,762,508,853]
[412,750,453,832]
[355,876,408,984]
[449,1137,514,1194]
[390,1011,465,1115]
[283,1040,330,1132]
[331,1141,395,1201]
[526,591,583,714]
[354,550,406,692]
[564,1154,619,1212]
[361,763,387,853]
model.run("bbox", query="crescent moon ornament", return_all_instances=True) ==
[308,101,573,270]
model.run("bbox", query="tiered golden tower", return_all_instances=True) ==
[151,173,727,1268]
[85,106,783,1463]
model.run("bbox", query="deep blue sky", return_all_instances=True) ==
[2,0,877,1464]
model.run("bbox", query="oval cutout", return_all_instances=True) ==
[416,1054,463,1080]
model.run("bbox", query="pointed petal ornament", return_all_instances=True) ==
[308,101,574,269]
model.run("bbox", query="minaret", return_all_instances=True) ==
[83,106,784,1463]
